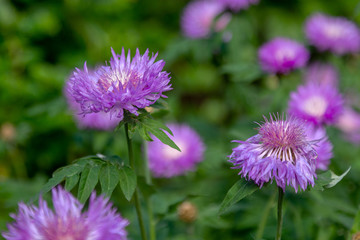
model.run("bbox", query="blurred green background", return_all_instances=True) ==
[1,0,360,239]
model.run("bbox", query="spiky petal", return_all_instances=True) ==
[229,114,317,192]
[2,187,129,240]
[65,48,172,122]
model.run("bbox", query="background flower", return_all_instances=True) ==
[305,13,360,55]
[258,38,309,74]
[147,123,205,178]
[2,187,129,240]
[217,0,259,12]
[304,62,338,87]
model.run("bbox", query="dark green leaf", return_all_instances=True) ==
[118,166,137,201]
[65,174,79,191]
[77,164,101,203]
[218,179,259,215]
[41,163,85,194]
[313,167,351,191]
[99,164,120,198]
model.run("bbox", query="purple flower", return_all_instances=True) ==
[65,48,172,122]
[288,82,344,126]
[305,13,360,55]
[305,62,338,87]
[181,1,231,39]
[229,114,317,192]
[305,125,333,170]
[258,38,309,74]
[65,86,120,131]
[218,0,259,12]
[147,123,205,178]
[2,187,129,240]
[336,107,360,144]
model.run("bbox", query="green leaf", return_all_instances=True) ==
[99,164,120,198]
[77,164,101,203]
[118,166,137,201]
[65,174,79,191]
[218,179,259,215]
[41,163,85,194]
[141,118,180,151]
[313,167,351,191]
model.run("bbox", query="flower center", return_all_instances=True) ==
[324,24,343,39]
[98,71,141,92]
[275,47,295,62]
[162,140,185,161]
[303,95,328,118]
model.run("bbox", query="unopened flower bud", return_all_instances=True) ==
[352,232,360,240]
[1,122,16,142]
[178,201,197,223]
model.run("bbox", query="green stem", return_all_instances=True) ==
[276,187,284,240]
[255,191,276,239]
[124,123,148,240]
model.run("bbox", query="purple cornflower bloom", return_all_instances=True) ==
[66,48,172,122]
[147,123,205,178]
[181,1,231,39]
[305,13,360,55]
[305,62,338,87]
[2,187,129,240]
[305,125,332,170]
[218,0,259,12]
[336,107,360,144]
[229,114,317,192]
[65,86,120,131]
[258,38,309,74]
[288,82,344,126]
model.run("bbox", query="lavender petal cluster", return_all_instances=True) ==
[258,38,309,74]
[218,0,259,12]
[181,1,231,39]
[336,107,360,144]
[305,13,360,55]
[305,63,338,87]
[147,123,205,178]
[2,187,129,240]
[65,48,172,122]
[229,115,317,192]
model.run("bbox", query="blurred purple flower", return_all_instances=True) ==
[181,1,231,39]
[305,125,333,170]
[305,62,338,87]
[218,0,259,12]
[147,123,205,178]
[336,107,360,144]
[305,13,360,55]
[229,114,317,192]
[288,83,344,126]
[65,48,172,122]
[258,38,309,74]
[2,187,129,240]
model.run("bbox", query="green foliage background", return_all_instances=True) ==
[1,0,360,239]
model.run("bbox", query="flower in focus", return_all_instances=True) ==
[336,107,360,144]
[305,125,333,170]
[66,48,172,122]
[304,62,338,87]
[2,187,129,240]
[258,38,309,74]
[305,13,360,55]
[181,1,231,39]
[147,123,205,178]
[65,87,120,131]
[218,0,259,12]
[229,114,317,192]
[288,83,344,126]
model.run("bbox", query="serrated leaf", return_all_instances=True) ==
[140,118,180,151]
[77,164,101,203]
[100,164,120,198]
[218,179,259,215]
[313,167,351,191]
[118,166,137,201]
[41,163,85,194]
[65,174,79,191]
